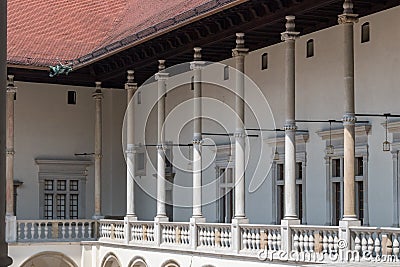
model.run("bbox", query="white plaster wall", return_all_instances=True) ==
[13,82,126,219]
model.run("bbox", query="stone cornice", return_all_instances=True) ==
[264,133,309,147]
[317,125,371,140]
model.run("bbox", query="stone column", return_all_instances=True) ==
[0,0,13,265]
[190,47,205,220]
[125,70,138,221]
[280,15,300,253]
[338,0,358,221]
[281,16,299,220]
[92,82,103,219]
[338,0,360,251]
[189,48,206,250]
[232,33,249,222]
[6,75,16,216]
[155,60,169,220]
[231,33,249,253]
[5,76,16,243]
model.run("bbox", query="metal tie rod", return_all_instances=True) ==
[202,132,259,137]
[356,113,400,118]
[295,119,369,123]
[246,128,309,133]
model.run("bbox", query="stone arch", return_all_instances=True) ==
[101,252,122,267]
[20,251,78,267]
[161,259,180,267]
[128,256,148,267]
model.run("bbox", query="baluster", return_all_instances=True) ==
[23,222,28,240]
[322,231,328,252]
[328,233,334,253]
[309,230,314,252]
[30,222,35,240]
[37,222,42,240]
[251,230,256,250]
[172,227,176,244]
[303,231,309,252]
[361,232,368,254]
[17,222,21,240]
[75,222,80,239]
[293,231,299,252]
[374,233,381,257]
[242,229,248,250]
[367,233,374,256]
[354,233,361,253]
[267,229,273,250]
[333,234,339,253]
[277,231,281,250]
[393,234,399,259]
[88,222,92,238]
[68,222,73,239]
[255,230,260,250]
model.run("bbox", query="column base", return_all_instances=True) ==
[92,215,105,220]
[0,256,13,267]
[341,215,358,221]
[124,215,138,222]
[154,215,169,222]
[190,216,206,223]
[5,215,16,243]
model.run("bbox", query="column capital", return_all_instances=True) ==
[234,131,246,138]
[281,15,300,41]
[7,75,17,93]
[125,70,138,91]
[338,13,358,25]
[232,33,249,57]
[342,113,357,125]
[190,47,206,70]
[6,149,15,156]
[94,154,103,159]
[92,81,103,99]
[192,139,203,145]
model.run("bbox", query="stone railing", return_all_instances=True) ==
[350,226,400,261]
[17,219,97,242]
[240,224,281,253]
[197,223,231,249]
[290,225,339,254]
[129,221,155,244]
[99,219,125,242]
[160,222,190,247]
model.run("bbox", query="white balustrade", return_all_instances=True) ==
[99,220,125,242]
[350,227,400,261]
[17,220,96,242]
[197,223,231,249]
[160,222,190,246]
[130,221,155,244]
[240,224,281,252]
[291,225,339,254]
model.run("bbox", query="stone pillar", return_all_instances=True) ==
[281,16,299,220]
[338,0,358,221]
[5,76,16,242]
[92,82,103,219]
[338,0,360,250]
[6,75,15,216]
[190,47,205,220]
[189,48,206,250]
[280,16,300,253]
[155,60,169,220]
[232,33,249,221]
[125,70,138,221]
[0,0,13,265]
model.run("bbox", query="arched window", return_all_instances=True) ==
[306,39,314,58]
[261,53,268,70]
[361,22,370,43]
[223,65,229,80]
[190,76,194,90]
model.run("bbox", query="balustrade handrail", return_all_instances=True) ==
[239,223,281,229]
[159,221,190,225]
[18,219,95,223]
[349,226,400,232]
[196,222,231,227]
[290,225,339,230]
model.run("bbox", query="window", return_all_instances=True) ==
[67,91,76,105]
[218,167,234,223]
[44,179,80,219]
[306,39,314,58]
[261,53,268,70]
[134,145,147,176]
[361,22,370,43]
[274,160,306,223]
[223,66,229,80]
[137,91,142,104]
[37,159,91,220]
[190,76,194,90]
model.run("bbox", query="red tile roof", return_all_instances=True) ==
[7,0,239,67]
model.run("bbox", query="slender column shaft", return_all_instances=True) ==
[156,60,168,218]
[0,0,13,265]
[191,48,204,218]
[339,0,358,220]
[6,76,16,216]
[281,16,299,220]
[232,33,248,219]
[125,70,137,217]
[92,82,103,218]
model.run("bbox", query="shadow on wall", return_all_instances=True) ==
[20,251,77,267]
